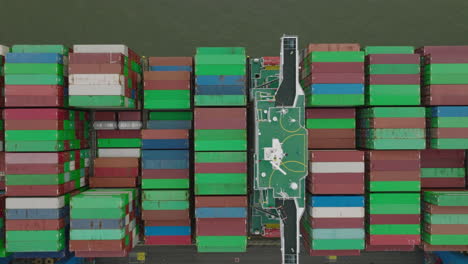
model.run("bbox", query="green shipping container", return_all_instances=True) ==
[149,111,192,121]
[310,239,365,250]
[195,95,246,106]
[306,118,355,129]
[4,63,64,75]
[196,236,247,252]
[6,140,66,152]
[364,46,414,55]
[195,151,246,163]
[368,224,420,235]
[309,51,365,63]
[141,179,189,189]
[195,130,246,151]
[369,181,421,192]
[195,65,246,75]
[368,64,420,74]
[12,45,68,55]
[196,47,246,55]
[97,138,141,148]
[195,173,247,195]
[430,139,468,149]
[5,74,64,85]
[307,94,364,107]
[143,190,189,201]
[422,233,468,245]
[421,168,465,178]
[144,90,191,109]
[142,200,189,210]
[360,107,425,118]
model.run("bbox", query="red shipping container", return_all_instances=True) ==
[310,173,364,184]
[422,242,468,251]
[89,177,137,188]
[93,167,139,178]
[148,57,193,66]
[195,162,246,174]
[69,64,124,74]
[430,127,468,138]
[97,130,141,139]
[367,150,420,160]
[6,164,65,174]
[310,150,363,162]
[94,158,139,168]
[145,235,191,245]
[368,235,420,246]
[196,218,246,236]
[5,152,69,164]
[308,138,356,149]
[142,210,189,221]
[118,111,141,121]
[6,219,65,231]
[368,171,420,181]
[424,54,468,64]
[421,178,465,188]
[70,239,126,251]
[4,108,67,120]
[144,71,190,81]
[5,85,64,96]
[69,53,126,64]
[195,196,247,208]
[366,244,415,252]
[369,160,420,171]
[420,149,465,168]
[6,181,76,197]
[306,108,355,119]
[416,46,468,56]
[145,219,191,226]
[310,73,364,84]
[142,169,189,179]
[5,95,64,107]
[310,217,364,229]
[194,108,246,130]
[308,129,355,139]
[424,224,468,234]
[311,62,363,74]
[367,54,419,64]
[141,129,188,140]
[367,74,420,85]
[369,214,420,225]
[307,43,360,52]
[144,80,190,90]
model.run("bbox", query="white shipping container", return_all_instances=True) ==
[309,207,365,218]
[6,196,65,209]
[93,121,118,130]
[98,148,141,158]
[69,84,125,96]
[310,162,364,173]
[69,74,125,85]
[73,44,129,56]
[118,121,142,130]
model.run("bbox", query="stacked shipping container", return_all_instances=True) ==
[420,150,466,188]
[419,46,468,105]
[300,44,365,106]
[144,57,192,109]
[427,106,468,149]
[194,47,247,106]
[194,47,247,252]
[70,189,139,257]
[4,45,68,107]
[422,191,468,251]
[306,108,356,149]
[364,46,420,105]
[92,111,141,188]
[69,45,142,108]
[357,107,426,149]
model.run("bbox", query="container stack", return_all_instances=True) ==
[69,45,142,108]
[0,193,8,257]
[4,109,90,196]
[194,106,247,252]
[367,193,421,251]
[306,108,356,149]
[366,151,421,192]
[5,196,69,254]
[142,190,191,245]
[69,188,138,257]
[144,57,192,109]
[300,44,364,106]
[302,196,365,256]
[194,47,247,106]
[364,46,420,106]
[427,106,468,149]
[418,46,468,105]
[307,150,364,195]
[0,45,9,107]
[141,111,191,245]
[422,191,468,251]
[92,111,141,188]
[195,196,247,252]
[0,111,4,189]
[366,151,421,250]
[357,107,426,149]
[420,150,466,188]
[141,110,191,245]
[4,45,68,107]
